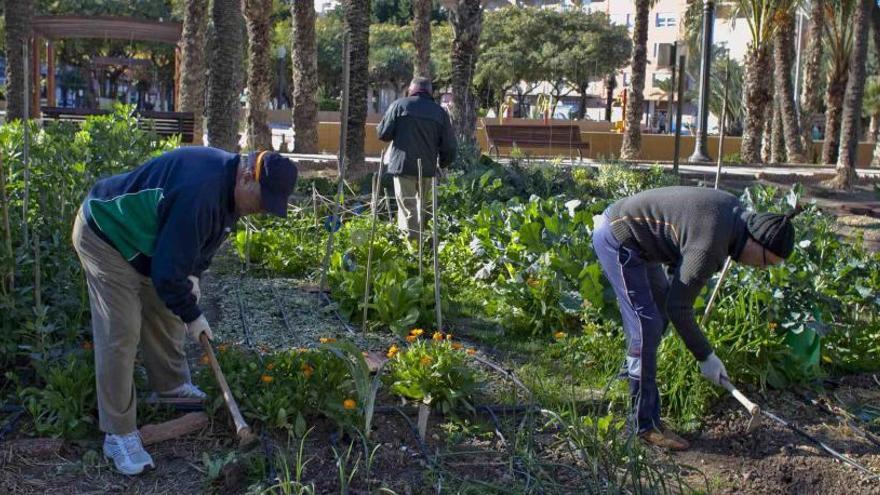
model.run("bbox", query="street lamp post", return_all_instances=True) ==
[689,0,715,163]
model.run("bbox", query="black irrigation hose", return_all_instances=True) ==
[318,291,357,334]
[798,392,880,449]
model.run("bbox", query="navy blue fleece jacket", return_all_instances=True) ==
[82,146,240,323]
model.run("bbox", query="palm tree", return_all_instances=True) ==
[4,0,33,122]
[207,0,245,152]
[799,0,824,160]
[821,0,856,165]
[620,0,653,160]
[413,0,433,78]
[179,0,209,144]
[243,0,274,151]
[448,0,484,147]
[291,0,320,153]
[604,74,616,122]
[862,77,880,142]
[773,10,806,162]
[733,0,800,164]
[834,0,872,188]
[771,96,786,163]
[343,0,371,177]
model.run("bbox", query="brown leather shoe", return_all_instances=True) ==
[639,427,690,451]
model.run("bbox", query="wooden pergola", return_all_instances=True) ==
[29,16,183,114]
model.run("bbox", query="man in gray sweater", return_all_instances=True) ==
[592,186,798,450]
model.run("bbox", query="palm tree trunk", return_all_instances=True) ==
[822,72,847,165]
[243,0,274,151]
[741,45,773,164]
[774,13,806,163]
[179,0,208,144]
[761,113,772,164]
[620,0,650,160]
[604,75,615,122]
[412,0,432,79]
[771,96,786,164]
[343,0,371,177]
[4,0,33,122]
[800,0,825,161]
[207,0,244,152]
[449,0,483,147]
[291,0,320,154]
[870,2,880,166]
[835,0,872,188]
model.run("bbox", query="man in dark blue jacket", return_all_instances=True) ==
[72,147,297,475]
[377,77,457,238]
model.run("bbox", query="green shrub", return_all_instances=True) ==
[18,350,97,439]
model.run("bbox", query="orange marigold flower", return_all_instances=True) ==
[452,342,464,350]
[405,335,417,343]
[432,331,444,341]
[769,322,778,331]
[261,374,274,384]
[420,356,433,366]
[343,399,357,410]
[553,331,567,340]
[296,347,308,353]
[266,363,276,371]
[301,363,314,378]
[466,348,477,356]
[200,354,210,365]
[218,344,229,353]
[319,337,336,344]
[409,328,424,337]
[387,344,399,359]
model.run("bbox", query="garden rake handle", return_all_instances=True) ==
[199,333,253,442]
[720,376,760,416]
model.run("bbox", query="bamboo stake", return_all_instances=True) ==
[33,231,41,310]
[320,31,350,294]
[384,187,393,222]
[431,173,442,332]
[22,42,30,248]
[362,158,384,333]
[417,159,424,279]
[0,155,13,292]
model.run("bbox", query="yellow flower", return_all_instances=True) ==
[387,344,399,359]
[266,363,276,371]
[319,337,336,344]
[218,344,229,353]
[526,277,540,288]
[343,399,357,410]
[445,334,453,341]
[409,328,424,337]
[301,363,314,378]
[432,331,444,342]
[466,348,477,356]
[261,374,274,384]
[420,356,433,366]
[452,342,464,350]
[200,354,210,365]
[296,347,308,353]
[553,331,567,340]
[769,322,778,331]
[406,335,417,343]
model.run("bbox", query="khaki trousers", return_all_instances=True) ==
[72,210,190,434]
[393,175,433,240]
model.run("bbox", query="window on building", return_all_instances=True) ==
[656,13,677,28]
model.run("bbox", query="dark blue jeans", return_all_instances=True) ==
[592,218,670,433]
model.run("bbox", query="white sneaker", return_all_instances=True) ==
[157,382,207,400]
[103,432,155,475]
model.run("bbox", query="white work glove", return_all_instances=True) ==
[188,275,201,303]
[699,352,729,386]
[186,314,213,343]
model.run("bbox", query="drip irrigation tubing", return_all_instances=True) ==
[797,392,880,449]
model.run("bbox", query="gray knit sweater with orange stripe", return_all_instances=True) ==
[608,186,750,361]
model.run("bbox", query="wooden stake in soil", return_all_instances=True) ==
[417,402,430,441]
[417,158,424,279]
[22,42,30,249]
[714,53,730,190]
[140,412,210,447]
[0,155,13,293]
[431,173,442,331]
[320,31,351,294]
[362,158,384,333]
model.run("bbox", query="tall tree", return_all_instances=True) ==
[799,0,825,160]
[620,0,652,160]
[4,0,33,121]
[412,0,432,78]
[243,0,274,150]
[834,0,872,188]
[604,75,616,122]
[448,0,483,146]
[207,0,244,151]
[343,0,371,176]
[870,3,880,165]
[821,0,855,165]
[773,11,806,162]
[292,0,320,153]
[179,0,208,144]
[771,96,787,163]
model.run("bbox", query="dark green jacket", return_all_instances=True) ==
[377,94,457,177]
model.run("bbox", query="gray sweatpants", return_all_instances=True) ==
[393,175,432,240]
[72,209,190,434]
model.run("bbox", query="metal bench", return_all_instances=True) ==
[484,123,590,161]
[41,107,196,143]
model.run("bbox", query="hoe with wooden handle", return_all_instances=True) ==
[200,333,257,446]
[720,376,762,433]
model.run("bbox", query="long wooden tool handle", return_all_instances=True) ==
[200,334,251,438]
[721,377,760,415]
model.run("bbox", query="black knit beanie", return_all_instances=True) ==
[745,206,802,258]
